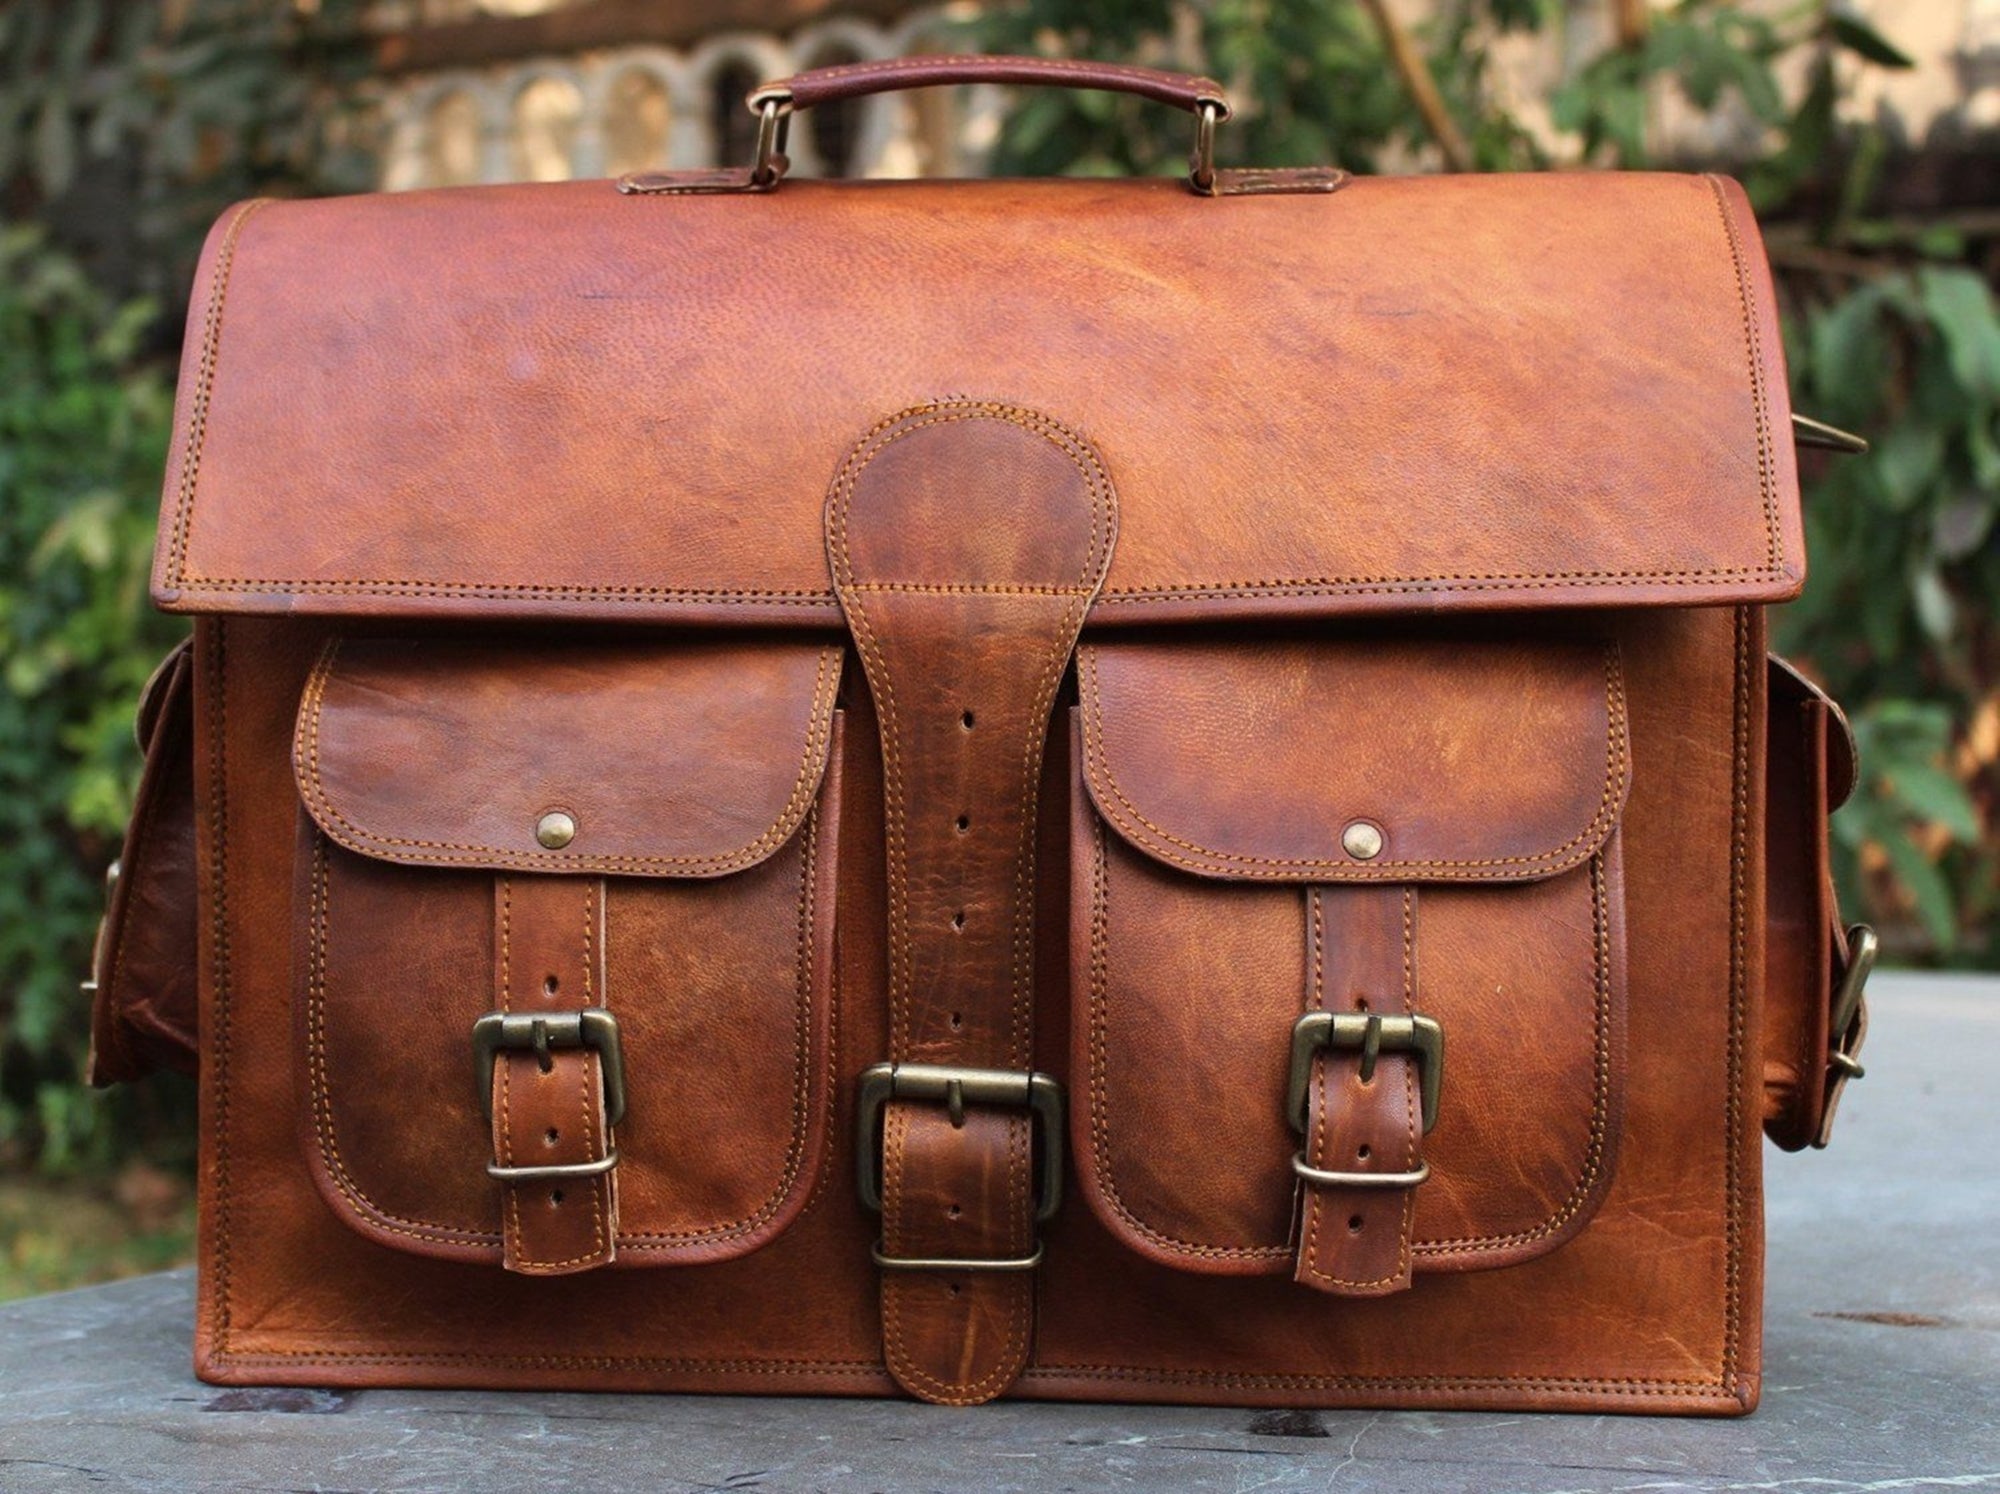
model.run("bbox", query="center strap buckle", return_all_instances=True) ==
[856,1062,1064,1271]
[1286,1011,1444,1189]
[472,1008,626,1181]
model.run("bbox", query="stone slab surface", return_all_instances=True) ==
[1,972,1995,1492]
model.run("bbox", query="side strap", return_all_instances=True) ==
[1762,655,1872,1151]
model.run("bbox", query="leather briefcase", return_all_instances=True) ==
[87,55,1876,1412]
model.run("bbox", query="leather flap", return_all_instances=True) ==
[156,174,1800,626]
[296,635,844,876]
[1078,633,1628,883]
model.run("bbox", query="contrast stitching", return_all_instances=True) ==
[1086,816,1285,1262]
[164,200,269,587]
[1080,644,1628,878]
[1706,175,1783,577]
[830,398,1110,1402]
[306,821,829,1255]
[219,1349,882,1374]
[293,641,842,874]
[1018,1366,1732,1396]
[1411,850,1615,1254]
[1724,606,1754,1389]
[524,879,613,1271]
[1304,889,1418,1291]
[1086,809,1621,1263]
[206,621,235,1350]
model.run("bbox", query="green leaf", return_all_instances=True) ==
[1868,422,1944,512]
[1886,763,1982,841]
[1910,566,1955,642]
[1916,267,2000,398]
[1881,830,1958,950]
[1828,11,1917,70]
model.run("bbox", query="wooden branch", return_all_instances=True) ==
[1357,0,1473,173]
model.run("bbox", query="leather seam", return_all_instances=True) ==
[1019,1367,1733,1396]
[293,640,843,874]
[1086,814,1283,1262]
[166,568,1792,606]
[1705,174,1783,577]
[163,200,269,588]
[1080,644,1628,878]
[205,620,235,1352]
[1724,606,1754,1390]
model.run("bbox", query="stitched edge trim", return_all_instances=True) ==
[1079,642,1629,880]
[292,639,843,876]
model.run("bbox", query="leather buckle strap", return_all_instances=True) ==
[856,1063,1065,1239]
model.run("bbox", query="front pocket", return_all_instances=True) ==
[291,634,844,1270]
[1070,631,1629,1286]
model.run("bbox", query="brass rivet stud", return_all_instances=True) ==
[535,810,577,850]
[1341,821,1384,861]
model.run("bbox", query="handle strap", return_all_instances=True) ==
[752,54,1230,117]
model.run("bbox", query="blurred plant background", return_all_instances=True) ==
[0,0,1993,1298]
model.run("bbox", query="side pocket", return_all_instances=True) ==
[1763,654,1866,1151]
[87,638,200,1086]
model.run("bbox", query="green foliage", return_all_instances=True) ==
[982,0,1995,963]
[0,228,188,1169]
[0,0,369,1171]
[1780,266,2000,960]
[0,0,372,305]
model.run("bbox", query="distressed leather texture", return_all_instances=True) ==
[86,638,199,1085]
[89,77,1871,1413]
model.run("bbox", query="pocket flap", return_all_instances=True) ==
[297,636,844,876]
[1079,634,1628,882]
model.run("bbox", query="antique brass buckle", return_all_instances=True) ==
[856,1063,1063,1271]
[1286,1012,1443,1188]
[472,1009,626,1182]
[1815,923,1877,1148]
[1827,923,1876,1084]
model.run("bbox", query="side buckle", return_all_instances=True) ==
[472,1009,626,1181]
[1286,1011,1444,1188]
[1815,923,1877,1148]
[856,1062,1063,1271]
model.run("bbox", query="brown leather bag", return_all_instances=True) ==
[90,55,1876,1412]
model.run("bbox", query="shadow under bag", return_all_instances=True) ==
[88,55,1874,1413]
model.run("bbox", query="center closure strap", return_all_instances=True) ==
[827,399,1117,1405]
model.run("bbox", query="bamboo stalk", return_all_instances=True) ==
[1357,0,1474,173]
